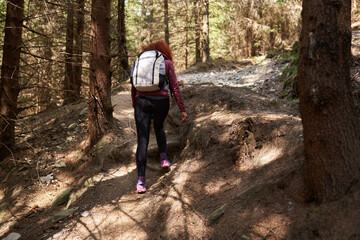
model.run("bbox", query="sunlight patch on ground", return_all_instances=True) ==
[30,185,54,206]
[255,145,282,167]
[239,145,284,171]
[161,169,208,238]
[113,109,133,120]
[262,113,301,121]
[60,204,149,240]
[195,111,223,125]
[112,91,134,121]
[105,164,137,178]
[251,213,289,239]
[204,179,228,194]
[65,149,84,162]
[76,163,136,187]
[195,111,242,126]
[173,159,204,185]
[165,208,207,239]
[113,91,131,98]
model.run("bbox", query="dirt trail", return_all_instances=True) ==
[3,40,360,238]
[0,56,304,239]
[38,59,303,240]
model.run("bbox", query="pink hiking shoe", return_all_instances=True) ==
[161,159,171,169]
[136,182,146,193]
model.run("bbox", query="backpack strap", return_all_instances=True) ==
[165,60,173,97]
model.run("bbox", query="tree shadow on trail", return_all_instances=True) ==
[172,116,304,240]
[1,85,307,239]
[1,163,132,239]
[106,85,306,240]
[2,157,180,240]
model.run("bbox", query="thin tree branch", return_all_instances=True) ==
[23,24,50,38]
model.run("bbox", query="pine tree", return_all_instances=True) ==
[0,0,24,161]
[88,0,114,148]
[298,0,360,202]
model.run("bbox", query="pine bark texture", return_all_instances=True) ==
[73,0,85,98]
[164,0,170,45]
[88,0,113,148]
[194,0,201,63]
[0,0,24,160]
[298,0,360,202]
[64,0,75,104]
[37,38,53,111]
[117,0,130,82]
[185,0,189,69]
[202,0,210,62]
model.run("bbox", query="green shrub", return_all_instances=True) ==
[280,41,300,99]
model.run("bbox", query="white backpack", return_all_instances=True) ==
[130,50,167,92]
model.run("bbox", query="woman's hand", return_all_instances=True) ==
[181,112,188,123]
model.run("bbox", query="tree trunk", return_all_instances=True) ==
[281,15,290,41]
[63,0,75,104]
[73,0,85,98]
[298,0,360,202]
[38,37,53,112]
[185,0,189,69]
[142,0,155,43]
[194,0,201,63]
[88,0,113,149]
[164,0,170,45]
[0,0,24,161]
[117,0,130,82]
[37,1,55,112]
[246,27,253,58]
[269,23,275,49]
[202,0,210,62]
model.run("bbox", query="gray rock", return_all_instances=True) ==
[80,107,88,116]
[53,161,66,168]
[68,123,78,129]
[52,188,73,206]
[208,203,227,222]
[40,173,54,183]
[81,211,89,217]
[2,232,21,240]
[54,207,78,218]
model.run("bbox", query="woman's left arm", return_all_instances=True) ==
[166,60,186,113]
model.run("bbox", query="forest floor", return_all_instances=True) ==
[1,31,360,240]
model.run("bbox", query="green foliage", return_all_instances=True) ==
[209,1,234,59]
[280,41,300,99]
[210,0,301,61]
[126,0,164,60]
[1,0,302,116]
[123,0,301,67]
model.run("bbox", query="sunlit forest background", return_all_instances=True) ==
[0,0,305,117]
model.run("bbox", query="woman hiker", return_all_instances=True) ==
[131,40,188,193]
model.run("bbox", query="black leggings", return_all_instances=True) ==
[134,96,170,177]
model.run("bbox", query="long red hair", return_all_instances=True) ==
[141,41,173,62]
